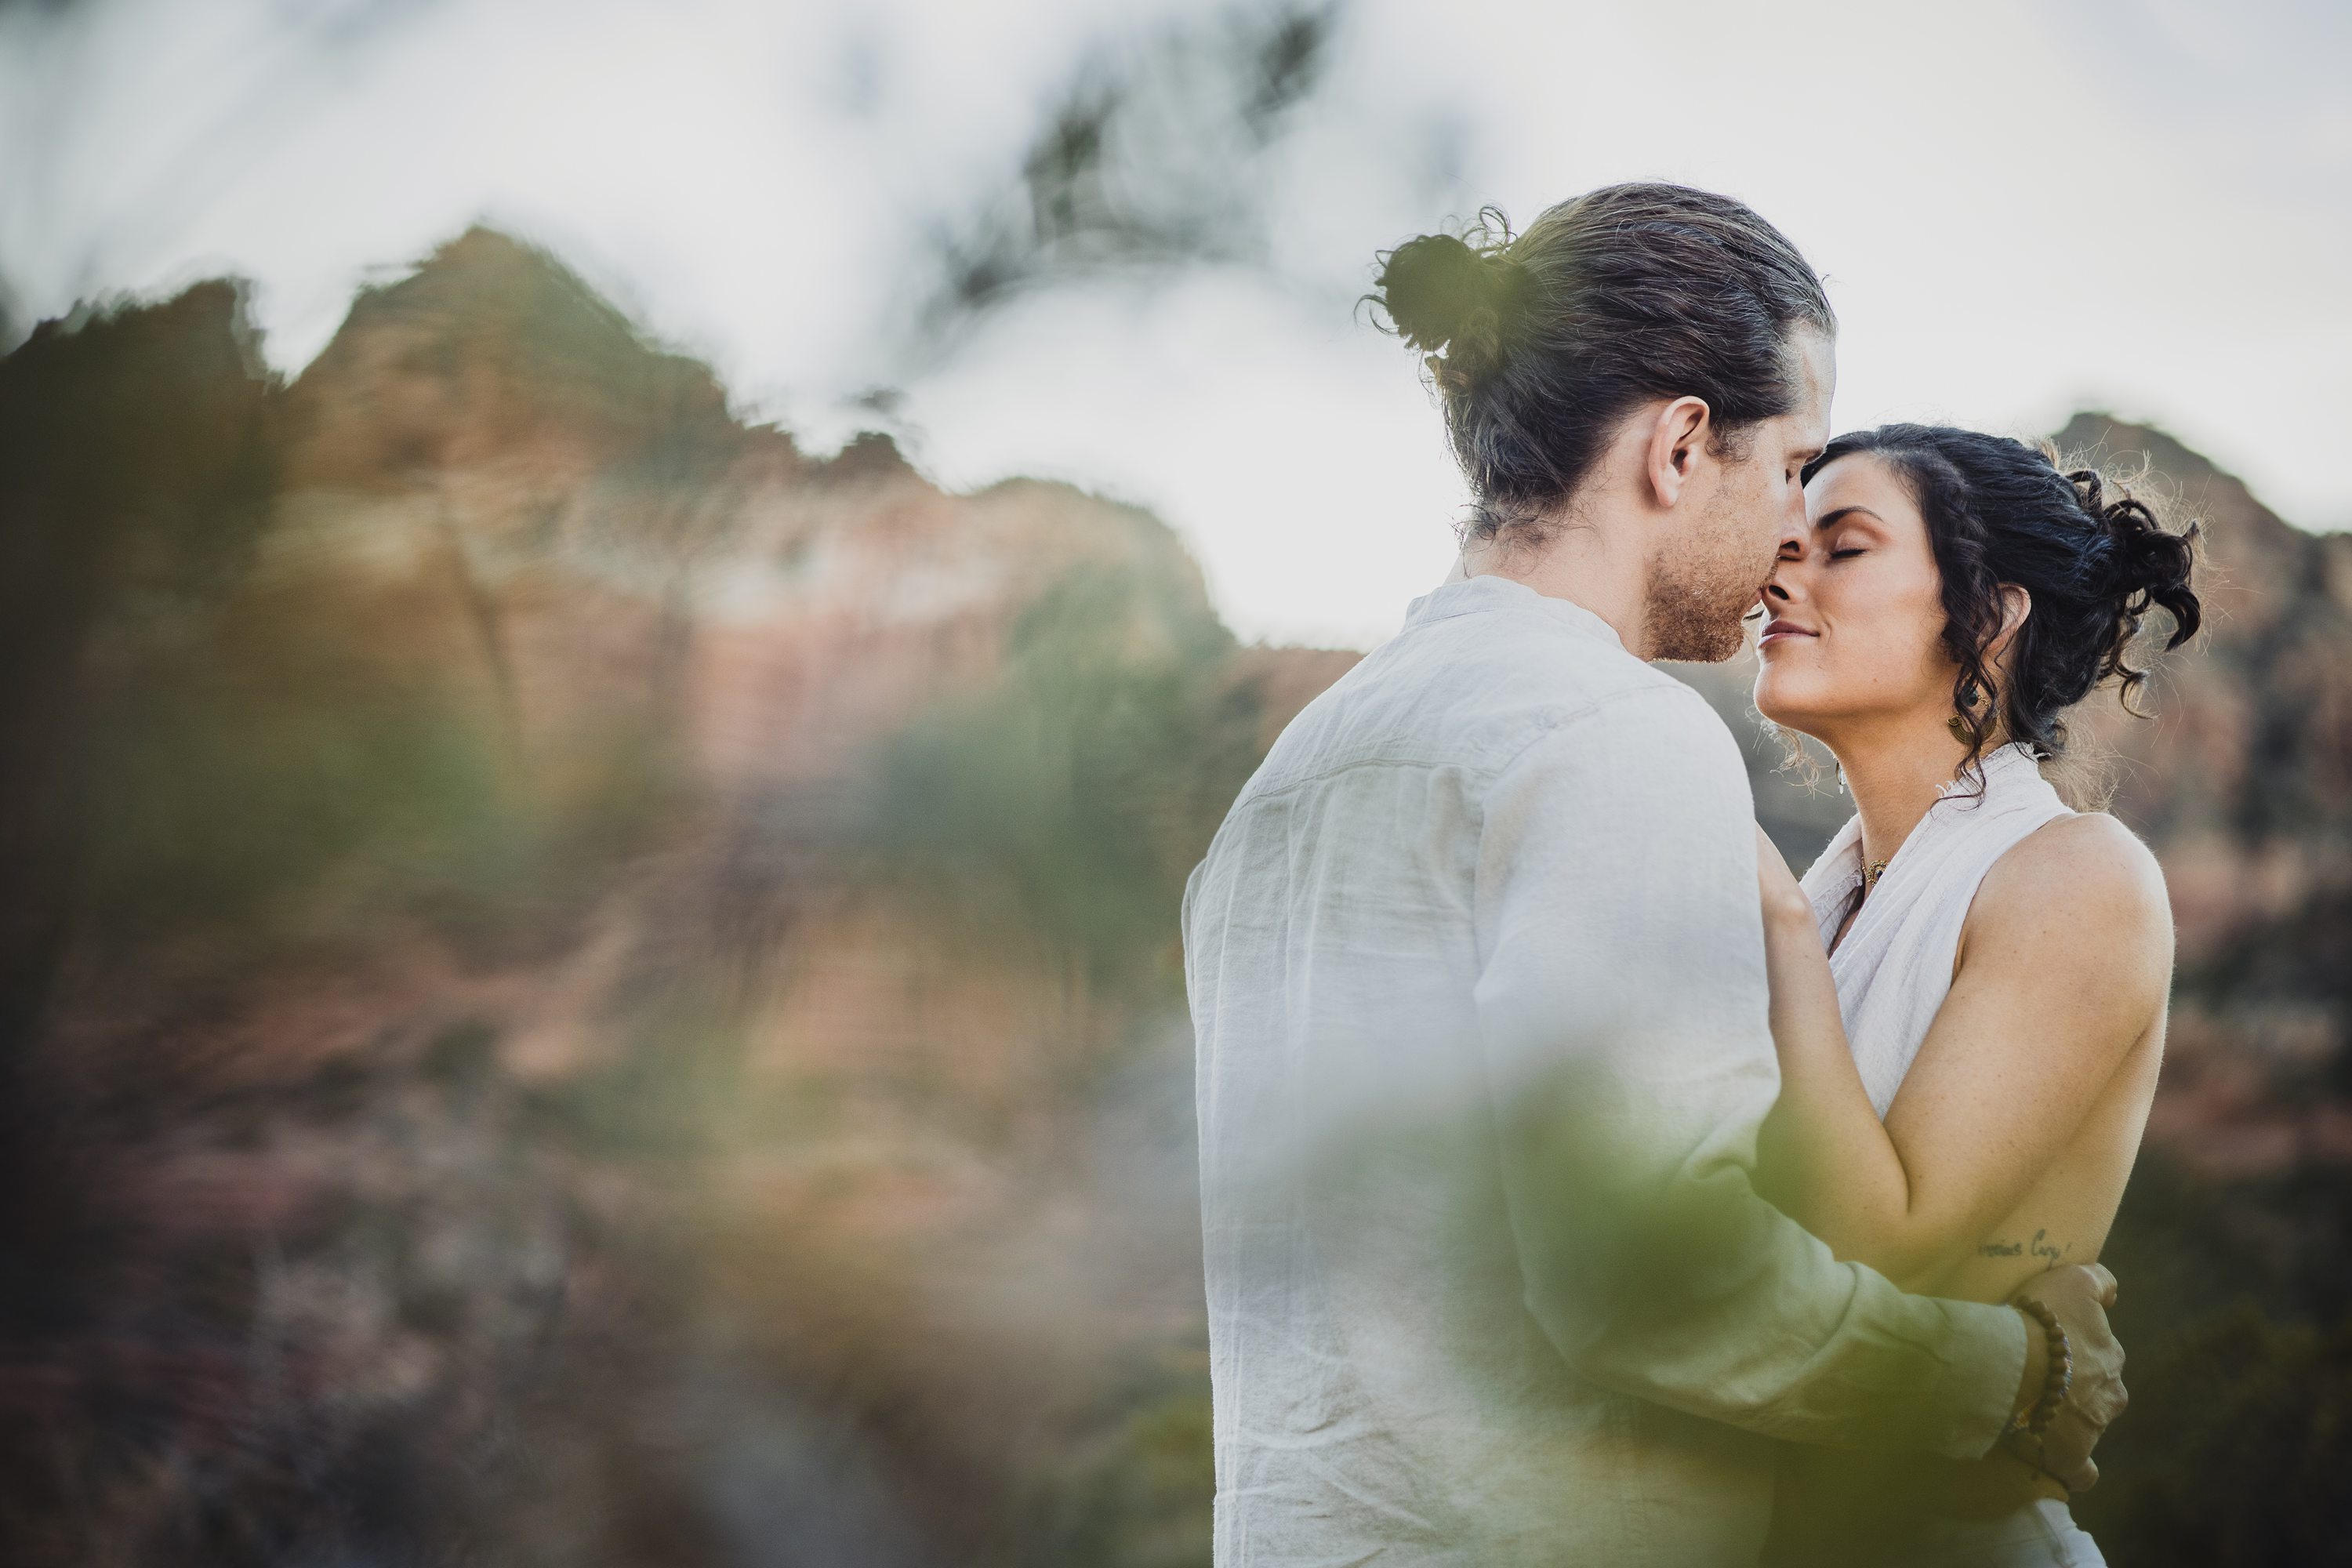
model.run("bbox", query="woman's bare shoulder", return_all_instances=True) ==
[1967,810,2174,976]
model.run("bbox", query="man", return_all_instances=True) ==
[1181,183,2126,1566]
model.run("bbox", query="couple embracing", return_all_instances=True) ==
[1182,183,2201,1566]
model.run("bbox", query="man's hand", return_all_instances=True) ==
[2002,1263,2127,1491]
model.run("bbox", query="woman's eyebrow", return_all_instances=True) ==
[1813,505,1887,531]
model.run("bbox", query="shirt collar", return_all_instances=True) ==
[1401,572,1627,651]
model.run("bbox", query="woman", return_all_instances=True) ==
[1748,423,2201,1566]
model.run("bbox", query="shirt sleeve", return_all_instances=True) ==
[1472,684,2024,1457]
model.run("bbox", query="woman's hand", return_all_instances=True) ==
[1754,823,1813,928]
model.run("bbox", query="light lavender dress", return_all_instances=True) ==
[1772,742,2108,1567]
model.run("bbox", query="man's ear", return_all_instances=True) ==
[1642,396,1713,510]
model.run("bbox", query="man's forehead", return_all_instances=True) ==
[1771,334,1833,456]
[1793,328,1836,420]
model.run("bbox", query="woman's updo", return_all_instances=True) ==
[1804,424,2202,769]
[1366,184,1835,547]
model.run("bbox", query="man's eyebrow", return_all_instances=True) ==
[1813,505,1886,530]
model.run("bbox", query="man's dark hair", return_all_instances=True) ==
[1367,182,1835,546]
[1804,424,2202,775]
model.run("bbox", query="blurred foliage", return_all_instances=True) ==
[0,281,275,1034]
[1023,1370,1215,1568]
[869,568,1255,998]
[916,2,1341,355]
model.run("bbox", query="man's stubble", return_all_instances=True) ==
[1644,487,1773,664]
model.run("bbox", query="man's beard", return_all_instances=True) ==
[1645,504,1769,663]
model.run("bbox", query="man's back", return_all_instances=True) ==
[1185,575,1785,1566]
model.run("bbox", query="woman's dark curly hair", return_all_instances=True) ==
[1803,424,2203,775]
[1365,183,1835,547]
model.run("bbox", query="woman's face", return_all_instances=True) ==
[1751,452,1958,742]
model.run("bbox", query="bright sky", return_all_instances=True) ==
[5,0,2346,648]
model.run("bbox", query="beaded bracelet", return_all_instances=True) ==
[2006,1295,2073,1436]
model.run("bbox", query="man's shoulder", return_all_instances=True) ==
[1400,607,1734,760]
[1251,606,1733,794]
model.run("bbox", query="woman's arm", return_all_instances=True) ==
[1755,815,2172,1290]
[1750,829,1910,1254]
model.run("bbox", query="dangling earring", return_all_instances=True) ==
[1948,680,1981,744]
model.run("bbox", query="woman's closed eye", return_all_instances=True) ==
[1829,546,1867,561]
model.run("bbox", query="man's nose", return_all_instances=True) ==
[1775,499,1809,558]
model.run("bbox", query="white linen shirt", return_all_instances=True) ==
[1182,574,2024,1567]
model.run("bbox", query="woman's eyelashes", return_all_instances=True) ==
[1828,546,1866,561]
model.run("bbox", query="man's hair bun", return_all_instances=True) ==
[1367,223,1526,388]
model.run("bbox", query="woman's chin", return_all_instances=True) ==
[1751,691,1824,742]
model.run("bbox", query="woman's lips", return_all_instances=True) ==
[1757,619,1818,647]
